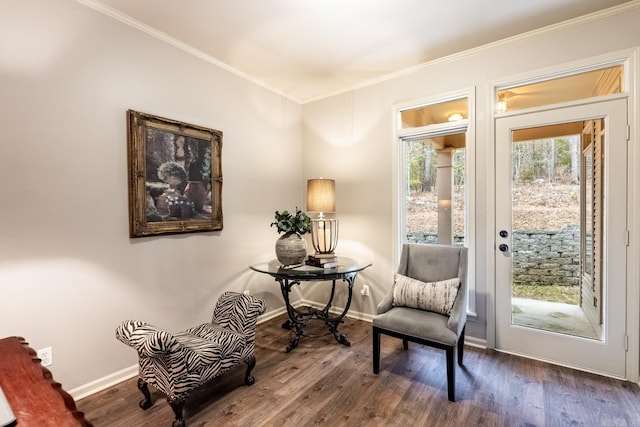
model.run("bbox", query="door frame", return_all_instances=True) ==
[485,48,639,382]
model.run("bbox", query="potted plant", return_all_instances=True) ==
[271,208,311,266]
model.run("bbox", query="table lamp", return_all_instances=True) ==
[307,178,339,254]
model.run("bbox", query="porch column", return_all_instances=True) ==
[436,148,453,244]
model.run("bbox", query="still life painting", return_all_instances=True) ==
[127,110,223,237]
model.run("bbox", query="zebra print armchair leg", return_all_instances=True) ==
[168,395,186,427]
[244,355,256,385]
[137,378,153,410]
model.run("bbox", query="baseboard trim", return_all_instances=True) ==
[69,364,138,401]
[257,306,288,323]
[464,336,487,349]
[296,299,375,323]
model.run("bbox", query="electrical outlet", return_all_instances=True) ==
[361,285,370,297]
[37,346,53,367]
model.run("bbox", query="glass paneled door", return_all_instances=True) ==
[495,99,628,377]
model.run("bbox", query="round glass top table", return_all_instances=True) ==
[250,257,371,352]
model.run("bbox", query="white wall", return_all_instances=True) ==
[0,0,302,391]
[302,4,640,347]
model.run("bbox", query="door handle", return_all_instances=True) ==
[499,244,509,252]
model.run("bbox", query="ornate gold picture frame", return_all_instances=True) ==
[127,110,223,237]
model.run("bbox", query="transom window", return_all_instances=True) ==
[496,64,623,113]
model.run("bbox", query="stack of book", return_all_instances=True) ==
[306,254,339,269]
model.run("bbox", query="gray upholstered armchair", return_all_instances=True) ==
[115,291,266,427]
[372,243,468,401]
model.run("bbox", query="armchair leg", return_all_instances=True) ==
[402,339,409,350]
[372,327,381,374]
[168,396,186,427]
[244,355,257,385]
[446,346,455,402]
[458,325,466,366]
[137,378,153,410]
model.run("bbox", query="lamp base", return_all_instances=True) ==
[310,218,338,254]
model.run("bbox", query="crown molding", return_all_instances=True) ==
[77,0,640,105]
[76,0,301,103]
[302,1,640,103]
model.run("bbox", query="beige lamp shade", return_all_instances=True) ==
[307,178,338,254]
[307,178,335,214]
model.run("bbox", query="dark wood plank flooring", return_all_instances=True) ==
[78,314,640,426]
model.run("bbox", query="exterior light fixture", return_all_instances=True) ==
[496,94,507,112]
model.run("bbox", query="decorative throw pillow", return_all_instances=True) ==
[392,274,460,315]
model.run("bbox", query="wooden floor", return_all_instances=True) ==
[78,314,640,426]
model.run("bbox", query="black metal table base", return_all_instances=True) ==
[277,274,356,352]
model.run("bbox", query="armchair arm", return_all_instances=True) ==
[376,286,395,315]
[447,247,469,336]
[446,284,467,336]
[211,292,266,336]
[115,320,180,358]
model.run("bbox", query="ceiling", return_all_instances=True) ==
[81,0,632,103]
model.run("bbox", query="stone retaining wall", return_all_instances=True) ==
[407,224,579,286]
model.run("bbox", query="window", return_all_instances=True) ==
[496,65,623,113]
[396,92,475,314]
[400,97,468,129]
[398,96,469,247]
[404,138,466,245]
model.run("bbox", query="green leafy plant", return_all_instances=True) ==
[271,207,311,235]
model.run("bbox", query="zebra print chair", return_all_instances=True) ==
[115,291,266,427]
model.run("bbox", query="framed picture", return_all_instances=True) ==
[127,110,223,237]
